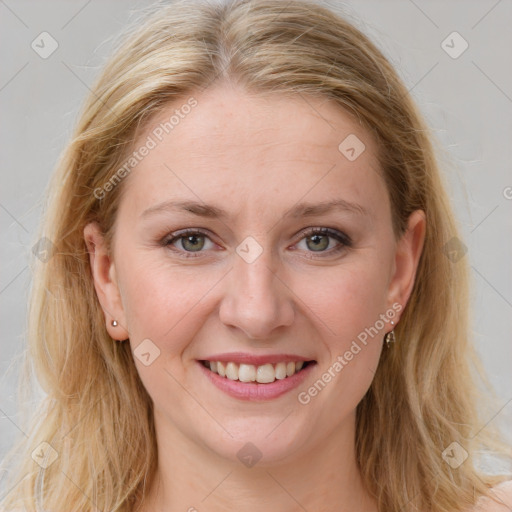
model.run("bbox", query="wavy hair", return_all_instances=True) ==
[1,0,511,510]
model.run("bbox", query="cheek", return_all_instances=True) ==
[118,254,222,352]
[298,257,392,346]
[294,263,390,422]
[117,256,223,405]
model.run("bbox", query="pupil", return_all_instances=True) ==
[184,235,203,251]
[308,234,328,251]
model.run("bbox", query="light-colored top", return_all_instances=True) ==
[473,479,512,511]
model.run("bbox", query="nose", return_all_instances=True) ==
[218,246,295,340]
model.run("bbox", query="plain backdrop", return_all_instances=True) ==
[1,0,511,480]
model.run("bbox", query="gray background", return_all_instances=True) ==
[1,0,511,479]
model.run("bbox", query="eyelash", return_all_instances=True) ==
[161,227,352,259]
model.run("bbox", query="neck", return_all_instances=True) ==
[134,410,378,512]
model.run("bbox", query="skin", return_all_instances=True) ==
[84,81,426,512]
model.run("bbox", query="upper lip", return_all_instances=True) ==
[199,352,315,366]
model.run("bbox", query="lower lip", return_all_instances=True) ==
[197,361,316,401]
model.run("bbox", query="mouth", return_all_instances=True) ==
[200,359,315,383]
[197,359,317,401]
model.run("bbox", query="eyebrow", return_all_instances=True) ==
[140,198,369,220]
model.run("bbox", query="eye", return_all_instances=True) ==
[162,227,352,259]
[162,229,215,257]
[294,227,352,258]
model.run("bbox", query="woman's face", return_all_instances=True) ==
[86,83,424,465]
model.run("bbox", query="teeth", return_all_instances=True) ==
[238,363,256,382]
[204,360,309,383]
[256,363,275,384]
[225,362,238,380]
[275,362,287,380]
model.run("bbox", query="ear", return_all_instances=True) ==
[386,210,426,320]
[83,222,129,341]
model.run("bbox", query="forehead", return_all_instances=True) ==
[117,83,385,222]
[152,83,379,161]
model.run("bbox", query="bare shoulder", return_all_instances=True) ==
[472,480,512,511]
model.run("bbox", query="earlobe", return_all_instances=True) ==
[387,210,426,317]
[83,222,129,341]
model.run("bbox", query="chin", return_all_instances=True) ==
[199,414,313,467]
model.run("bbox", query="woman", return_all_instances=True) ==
[1,0,511,510]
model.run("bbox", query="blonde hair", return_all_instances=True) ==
[1,0,511,510]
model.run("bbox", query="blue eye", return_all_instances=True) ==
[162,227,351,259]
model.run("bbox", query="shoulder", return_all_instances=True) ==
[472,479,512,511]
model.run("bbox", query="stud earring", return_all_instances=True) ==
[385,320,396,347]
[111,320,118,327]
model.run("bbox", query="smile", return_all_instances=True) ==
[197,359,317,401]
[201,360,312,383]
